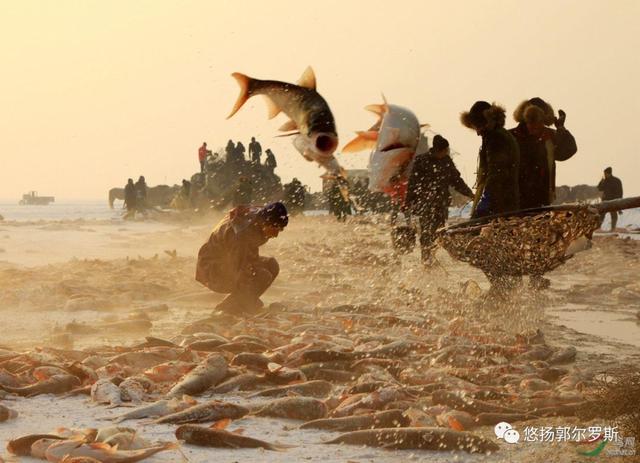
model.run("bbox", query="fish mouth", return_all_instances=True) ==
[381,143,411,152]
[313,133,338,155]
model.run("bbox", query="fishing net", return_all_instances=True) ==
[437,206,601,276]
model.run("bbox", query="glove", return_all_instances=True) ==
[554,109,566,129]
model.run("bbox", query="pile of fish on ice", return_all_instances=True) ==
[0,302,593,461]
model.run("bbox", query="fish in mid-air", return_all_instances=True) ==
[343,99,427,197]
[227,67,345,177]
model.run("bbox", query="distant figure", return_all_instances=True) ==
[248,137,262,165]
[233,176,253,206]
[327,180,351,222]
[196,202,288,314]
[182,179,191,198]
[461,101,520,218]
[124,178,137,215]
[264,149,277,172]
[406,135,474,264]
[236,141,246,162]
[198,142,208,173]
[598,167,623,231]
[284,177,305,215]
[225,140,236,163]
[510,98,577,208]
[135,176,148,211]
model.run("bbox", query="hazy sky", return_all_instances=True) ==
[1,0,638,201]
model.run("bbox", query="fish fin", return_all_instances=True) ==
[448,416,465,431]
[297,66,317,90]
[211,418,231,430]
[263,95,282,120]
[227,72,253,119]
[342,131,378,153]
[365,104,386,116]
[267,362,283,372]
[232,428,245,435]
[89,442,113,451]
[278,119,298,132]
[183,394,198,405]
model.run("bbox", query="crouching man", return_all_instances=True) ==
[196,202,288,314]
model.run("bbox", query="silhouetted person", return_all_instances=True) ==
[461,101,520,219]
[196,202,288,314]
[265,149,277,172]
[284,177,305,215]
[510,97,577,208]
[327,180,351,221]
[198,142,208,173]
[598,167,623,231]
[124,178,137,215]
[225,140,236,163]
[248,137,262,165]
[236,141,246,162]
[406,135,473,264]
[135,176,148,211]
[461,101,520,297]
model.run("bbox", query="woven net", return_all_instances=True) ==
[437,207,601,276]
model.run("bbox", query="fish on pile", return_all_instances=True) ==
[7,426,176,461]
[2,302,594,456]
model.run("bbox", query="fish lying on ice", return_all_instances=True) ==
[300,409,410,431]
[166,354,227,397]
[253,397,328,421]
[44,439,178,463]
[323,427,499,453]
[110,396,196,423]
[154,400,249,424]
[176,424,291,451]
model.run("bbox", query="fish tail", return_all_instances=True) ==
[227,72,254,119]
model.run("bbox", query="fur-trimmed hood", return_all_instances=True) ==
[461,102,506,131]
[513,97,555,126]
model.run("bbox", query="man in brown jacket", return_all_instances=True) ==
[196,202,288,314]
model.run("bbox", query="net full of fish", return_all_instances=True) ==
[438,207,601,276]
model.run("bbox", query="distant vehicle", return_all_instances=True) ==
[19,191,55,205]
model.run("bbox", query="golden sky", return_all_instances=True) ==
[1,0,638,200]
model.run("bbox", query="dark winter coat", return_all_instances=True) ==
[405,150,473,216]
[598,176,623,201]
[473,127,520,218]
[510,124,577,208]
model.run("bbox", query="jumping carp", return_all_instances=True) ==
[228,67,344,177]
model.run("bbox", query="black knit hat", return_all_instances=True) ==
[432,135,449,151]
[257,201,289,229]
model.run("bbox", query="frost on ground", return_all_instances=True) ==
[0,215,638,462]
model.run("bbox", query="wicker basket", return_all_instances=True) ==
[437,206,601,276]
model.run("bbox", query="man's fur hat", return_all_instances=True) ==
[513,97,555,126]
[460,101,506,130]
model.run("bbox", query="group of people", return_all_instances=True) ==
[198,138,278,174]
[192,97,632,312]
[404,98,577,271]
[123,176,148,217]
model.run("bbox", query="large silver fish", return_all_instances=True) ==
[343,100,426,194]
[228,67,344,177]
